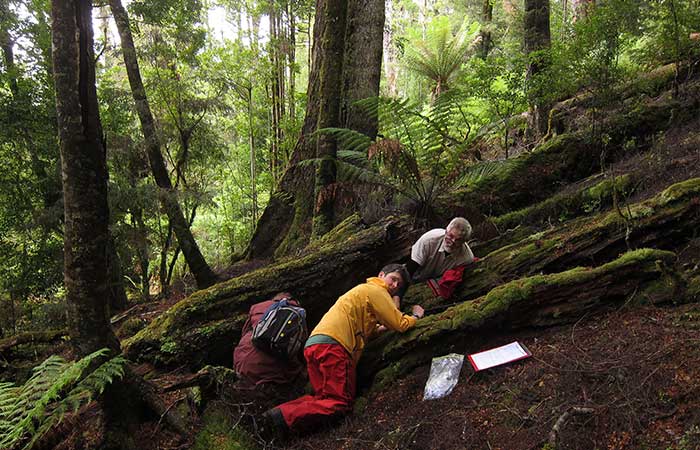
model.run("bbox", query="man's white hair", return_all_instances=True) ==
[446,217,472,239]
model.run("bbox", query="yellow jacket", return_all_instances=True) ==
[310,277,417,363]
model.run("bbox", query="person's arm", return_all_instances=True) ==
[405,259,421,278]
[463,242,475,265]
[370,292,419,332]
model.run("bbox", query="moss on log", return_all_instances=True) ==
[493,173,634,231]
[407,178,700,312]
[123,214,419,368]
[448,80,700,219]
[360,248,684,389]
[0,329,68,354]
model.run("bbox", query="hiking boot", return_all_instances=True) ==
[258,407,288,443]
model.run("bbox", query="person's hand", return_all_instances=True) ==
[411,305,425,319]
[392,295,401,309]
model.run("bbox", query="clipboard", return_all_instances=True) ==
[467,341,532,371]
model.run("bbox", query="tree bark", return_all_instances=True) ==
[246,0,385,258]
[340,0,384,138]
[312,0,347,238]
[0,0,18,95]
[524,0,551,137]
[51,0,120,356]
[109,0,217,289]
[479,0,494,59]
[124,214,420,368]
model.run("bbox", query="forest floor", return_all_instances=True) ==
[284,301,700,450]
[121,300,700,450]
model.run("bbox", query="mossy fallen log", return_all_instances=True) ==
[360,248,684,389]
[123,214,419,368]
[473,172,636,256]
[0,329,68,354]
[407,178,700,311]
[448,80,700,220]
[493,172,635,232]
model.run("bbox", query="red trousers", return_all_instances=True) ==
[277,343,356,432]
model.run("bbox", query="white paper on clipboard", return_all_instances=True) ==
[468,341,531,371]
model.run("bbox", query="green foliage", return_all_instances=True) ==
[403,17,480,98]
[0,348,126,450]
[543,0,645,103]
[318,95,514,223]
[631,0,700,68]
[464,53,527,157]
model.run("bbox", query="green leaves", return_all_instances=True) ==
[403,18,480,97]
[0,349,126,450]
[310,94,514,223]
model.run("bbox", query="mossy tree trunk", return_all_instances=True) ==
[247,0,385,258]
[312,0,347,238]
[109,0,217,290]
[524,0,551,137]
[412,178,700,312]
[51,0,120,356]
[360,249,685,389]
[124,215,420,368]
[448,81,700,224]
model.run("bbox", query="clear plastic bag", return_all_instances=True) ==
[422,353,465,400]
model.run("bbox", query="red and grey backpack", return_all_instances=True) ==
[252,298,308,361]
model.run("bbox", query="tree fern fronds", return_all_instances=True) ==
[451,159,518,189]
[75,355,127,395]
[0,349,126,450]
[337,150,371,168]
[317,127,372,154]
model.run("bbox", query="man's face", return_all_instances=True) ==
[444,228,465,252]
[379,271,403,295]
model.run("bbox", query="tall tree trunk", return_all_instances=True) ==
[524,0,551,137]
[159,220,174,297]
[107,235,129,312]
[131,207,150,301]
[312,0,347,238]
[0,0,18,95]
[383,0,399,97]
[287,1,296,126]
[340,0,384,138]
[480,0,494,59]
[247,0,384,257]
[247,86,258,229]
[109,0,217,289]
[269,1,284,187]
[51,0,119,356]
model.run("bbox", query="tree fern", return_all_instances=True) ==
[403,19,481,98]
[0,348,126,450]
[311,94,514,224]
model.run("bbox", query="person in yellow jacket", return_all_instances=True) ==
[261,263,424,437]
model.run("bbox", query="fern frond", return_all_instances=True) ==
[318,127,372,153]
[451,159,518,189]
[0,348,125,450]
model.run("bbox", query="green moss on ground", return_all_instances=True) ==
[192,404,258,450]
